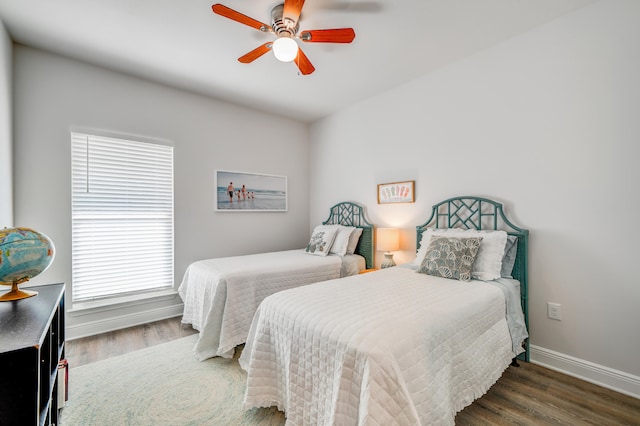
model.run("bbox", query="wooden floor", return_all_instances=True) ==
[65,318,640,425]
[65,317,198,367]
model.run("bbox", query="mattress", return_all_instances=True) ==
[239,267,525,425]
[179,249,364,359]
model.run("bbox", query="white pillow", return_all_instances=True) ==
[327,225,356,256]
[346,227,363,255]
[416,228,508,281]
[415,230,432,266]
[305,225,339,257]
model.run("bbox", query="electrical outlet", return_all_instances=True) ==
[547,302,562,321]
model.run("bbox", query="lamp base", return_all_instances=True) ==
[381,252,396,269]
[0,281,38,302]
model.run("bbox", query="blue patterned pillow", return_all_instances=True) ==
[417,236,482,282]
[305,226,338,257]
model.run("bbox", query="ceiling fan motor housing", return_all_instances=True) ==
[271,3,299,37]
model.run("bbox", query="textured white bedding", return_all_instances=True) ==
[178,249,364,359]
[239,267,522,425]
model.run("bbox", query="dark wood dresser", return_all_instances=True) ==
[0,283,65,426]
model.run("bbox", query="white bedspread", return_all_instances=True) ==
[239,267,520,425]
[179,249,361,359]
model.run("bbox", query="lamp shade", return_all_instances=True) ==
[377,228,399,252]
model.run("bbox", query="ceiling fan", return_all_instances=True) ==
[211,1,356,75]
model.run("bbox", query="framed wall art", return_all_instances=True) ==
[377,180,415,204]
[215,170,287,212]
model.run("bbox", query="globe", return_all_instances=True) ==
[0,227,55,301]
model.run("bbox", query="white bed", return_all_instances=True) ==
[238,196,529,425]
[179,201,374,360]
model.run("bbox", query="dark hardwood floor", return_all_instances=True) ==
[65,317,640,425]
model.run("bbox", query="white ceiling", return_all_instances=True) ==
[0,0,597,122]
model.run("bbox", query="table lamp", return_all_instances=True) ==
[377,228,399,269]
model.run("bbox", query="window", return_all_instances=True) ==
[71,132,174,302]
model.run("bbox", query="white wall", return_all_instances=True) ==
[309,0,640,396]
[0,19,11,227]
[13,45,310,338]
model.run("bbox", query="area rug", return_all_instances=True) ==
[60,335,285,425]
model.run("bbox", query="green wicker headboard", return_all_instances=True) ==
[323,201,374,269]
[416,196,529,361]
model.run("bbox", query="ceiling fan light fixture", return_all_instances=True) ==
[272,37,298,62]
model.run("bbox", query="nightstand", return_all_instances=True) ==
[359,268,379,274]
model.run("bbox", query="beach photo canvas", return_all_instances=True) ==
[215,170,287,212]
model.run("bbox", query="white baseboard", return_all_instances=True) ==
[530,345,640,399]
[66,303,185,340]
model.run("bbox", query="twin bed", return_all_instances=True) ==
[179,196,529,424]
[178,201,374,359]
[237,196,529,425]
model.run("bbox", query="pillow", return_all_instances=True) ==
[417,236,482,282]
[305,225,338,256]
[346,227,363,255]
[501,235,518,278]
[416,228,508,281]
[414,229,434,265]
[328,225,356,256]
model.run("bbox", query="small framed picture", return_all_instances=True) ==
[377,181,415,204]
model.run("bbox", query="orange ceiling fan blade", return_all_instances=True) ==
[212,4,271,32]
[238,43,272,63]
[300,28,356,43]
[294,48,315,75]
[283,0,305,23]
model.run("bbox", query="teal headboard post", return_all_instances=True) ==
[416,196,529,361]
[322,202,374,269]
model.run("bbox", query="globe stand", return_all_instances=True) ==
[0,280,38,302]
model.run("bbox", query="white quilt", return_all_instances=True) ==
[179,249,353,360]
[239,267,520,425]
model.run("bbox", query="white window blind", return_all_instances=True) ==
[71,132,174,302]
